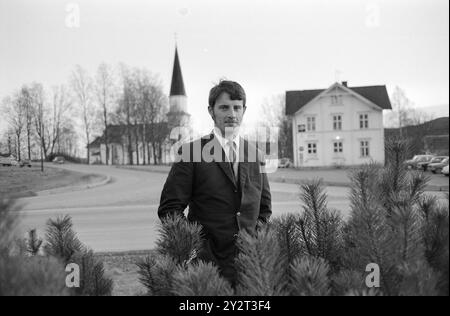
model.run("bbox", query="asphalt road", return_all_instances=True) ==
[16,163,447,252]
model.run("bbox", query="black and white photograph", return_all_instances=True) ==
[0,0,448,301]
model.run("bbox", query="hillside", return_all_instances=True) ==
[385,117,449,154]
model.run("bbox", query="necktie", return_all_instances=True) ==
[228,140,238,179]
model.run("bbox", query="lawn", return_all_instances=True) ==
[96,251,152,296]
[0,165,104,198]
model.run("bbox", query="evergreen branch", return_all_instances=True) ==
[289,256,331,296]
[156,215,204,265]
[172,261,234,296]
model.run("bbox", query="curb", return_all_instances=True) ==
[115,165,171,174]
[36,175,112,196]
[269,176,449,192]
[115,165,449,192]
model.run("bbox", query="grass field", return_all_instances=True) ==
[96,251,153,296]
[0,165,104,198]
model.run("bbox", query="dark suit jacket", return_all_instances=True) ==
[158,132,272,280]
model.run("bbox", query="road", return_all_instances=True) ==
[16,164,447,252]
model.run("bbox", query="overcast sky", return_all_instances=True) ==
[0,0,448,135]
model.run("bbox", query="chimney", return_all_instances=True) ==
[342,81,348,87]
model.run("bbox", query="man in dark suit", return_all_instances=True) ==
[158,80,272,285]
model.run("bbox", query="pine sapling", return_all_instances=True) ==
[172,261,234,296]
[235,227,287,296]
[136,254,177,296]
[156,215,204,265]
[289,256,331,296]
[26,229,43,256]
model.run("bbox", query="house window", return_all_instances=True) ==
[333,115,342,130]
[306,117,316,132]
[298,124,306,133]
[331,95,342,105]
[333,141,343,153]
[360,141,370,157]
[307,143,317,155]
[360,114,369,129]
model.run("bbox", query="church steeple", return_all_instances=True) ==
[167,44,190,132]
[170,46,186,96]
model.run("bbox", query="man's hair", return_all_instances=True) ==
[208,80,246,108]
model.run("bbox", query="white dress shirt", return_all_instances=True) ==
[213,127,240,178]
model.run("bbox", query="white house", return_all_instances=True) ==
[286,82,392,168]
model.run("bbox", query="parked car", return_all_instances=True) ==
[443,165,449,177]
[417,156,448,172]
[0,155,19,167]
[278,158,293,168]
[19,159,32,168]
[53,156,65,164]
[404,155,434,169]
[429,157,449,174]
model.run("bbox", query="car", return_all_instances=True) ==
[19,159,32,168]
[404,155,434,169]
[0,155,16,167]
[443,165,449,177]
[417,156,448,172]
[52,156,65,164]
[10,159,20,167]
[429,157,449,174]
[278,158,293,168]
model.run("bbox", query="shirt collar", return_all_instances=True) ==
[213,127,240,150]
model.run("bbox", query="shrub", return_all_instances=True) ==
[172,262,234,296]
[235,228,287,296]
[0,196,113,296]
[0,255,69,296]
[136,254,177,296]
[156,215,204,265]
[44,215,113,296]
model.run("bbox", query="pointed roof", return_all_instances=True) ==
[285,83,392,115]
[170,46,186,96]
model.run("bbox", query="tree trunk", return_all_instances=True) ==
[86,130,90,165]
[135,122,140,166]
[142,124,147,165]
[103,110,109,165]
[7,134,12,155]
[27,125,31,160]
[16,134,21,161]
[152,142,158,165]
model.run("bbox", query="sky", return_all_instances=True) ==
[0,0,449,137]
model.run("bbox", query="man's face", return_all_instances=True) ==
[208,92,246,138]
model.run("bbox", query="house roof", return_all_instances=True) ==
[285,83,392,116]
[88,123,169,148]
[169,46,186,96]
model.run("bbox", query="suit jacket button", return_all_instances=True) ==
[233,234,239,238]
[236,212,241,216]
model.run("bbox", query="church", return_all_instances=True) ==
[88,46,191,165]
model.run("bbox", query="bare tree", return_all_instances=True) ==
[29,82,46,171]
[71,65,95,164]
[48,85,72,157]
[260,94,293,159]
[17,85,35,161]
[95,63,116,165]
[134,69,167,165]
[389,86,413,135]
[2,94,25,161]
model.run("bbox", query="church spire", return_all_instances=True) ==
[170,46,186,96]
